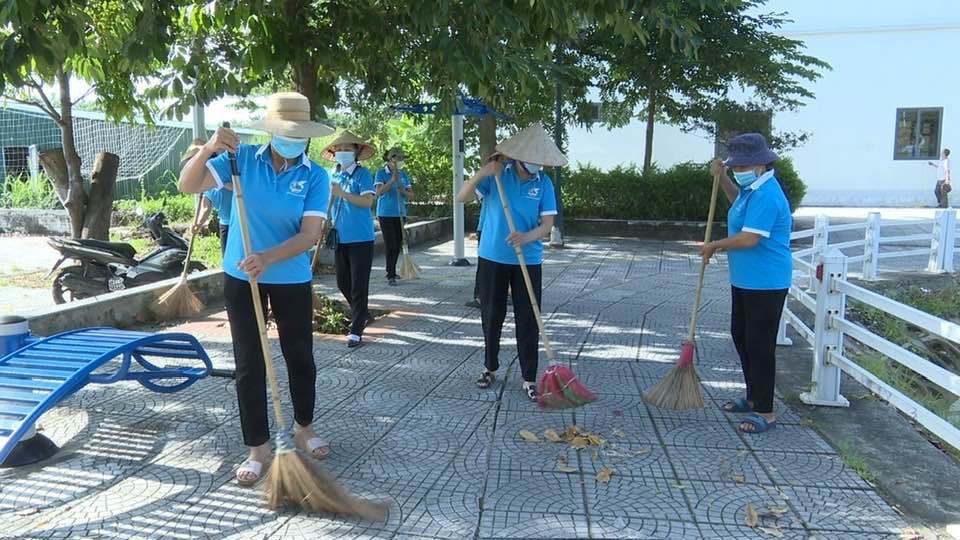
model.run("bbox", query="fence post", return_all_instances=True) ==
[928,210,947,273]
[944,210,957,273]
[861,212,881,281]
[807,214,830,292]
[776,307,793,346]
[801,248,850,408]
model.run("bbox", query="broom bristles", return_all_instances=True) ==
[643,364,705,410]
[155,281,204,320]
[537,366,597,410]
[397,247,421,279]
[266,451,388,520]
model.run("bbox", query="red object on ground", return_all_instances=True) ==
[676,341,695,369]
[537,365,598,410]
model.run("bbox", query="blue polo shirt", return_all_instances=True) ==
[206,144,330,284]
[727,170,793,290]
[329,163,376,244]
[475,162,558,265]
[203,186,233,226]
[374,166,412,218]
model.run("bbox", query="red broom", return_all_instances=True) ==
[642,160,723,410]
[488,170,596,410]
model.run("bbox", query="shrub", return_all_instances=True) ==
[0,175,61,209]
[114,193,196,226]
[560,157,806,221]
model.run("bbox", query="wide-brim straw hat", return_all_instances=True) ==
[383,146,406,161]
[179,138,207,169]
[321,130,376,162]
[492,123,568,167]
[249,92,334,138]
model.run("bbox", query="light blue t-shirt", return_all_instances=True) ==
[206,144,330,284]
[329,163,376,244]
[727,170,793,290]
[203,186,233,226]
[374,166,412,218]
[476,162,558,265]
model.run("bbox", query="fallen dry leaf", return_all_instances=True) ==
[596,467,614,483]
[544,429,563,443]
[634,447,651,456]
[587,434,606,446]
[15,508,39,516]
[570,436,590,450]
[731,474,746,485]
[564,425,581,440]
[762,506,789,518]
[557,464,577,473]
[672,482,687,490]
[612,429,626,438]
[759,526,784,538]
[518,429,541,443]
[745,503,760,528]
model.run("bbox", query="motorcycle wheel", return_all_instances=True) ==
[52,266,100,304]
[188,261,206,272]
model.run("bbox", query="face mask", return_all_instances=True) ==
[733,170,759,187]
[520,161,542,175]
[271,135,308,159]
[395,160,404,168]
[335,151,355,167]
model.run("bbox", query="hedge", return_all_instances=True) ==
[561,158,805,221]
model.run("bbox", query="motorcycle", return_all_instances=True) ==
[46,212,206,304]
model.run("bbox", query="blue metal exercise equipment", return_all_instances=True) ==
[0,316,212,466]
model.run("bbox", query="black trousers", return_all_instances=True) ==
[224,275,315,447]
[335,241,374,336]
[472,230,482,300]
[730,286,788,414]
[936,181,950,208]
[218,224,229,255]
[378,217,403,279]
[477,257,542,382]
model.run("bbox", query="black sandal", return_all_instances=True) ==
[524,384,538,402]
[476,371,495,388]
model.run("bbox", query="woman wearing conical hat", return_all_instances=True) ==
[321,131,377,348]
[456,124,564,401]
[178,92,334,486]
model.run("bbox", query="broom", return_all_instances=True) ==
[488,170,596,410]
[642,160,722,410]
[224,125,386,519]
[310,198,337,311]
[155,195,205,319]
[396,177,420,279]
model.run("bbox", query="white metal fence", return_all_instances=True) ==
[781,210,960,451]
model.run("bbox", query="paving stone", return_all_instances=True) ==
[682,480,803,530]
[652,417,747,450]
[698,524,810,539]
[587,474,696,523]
[483,469,588,515]
[479,510,590,539]
[589,516,702,539]
[753,450,873,489]
[665,445,773,485]
[395,470,483,539]
[780,485,909,533]
[740,424,835,454]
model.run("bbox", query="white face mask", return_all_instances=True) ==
[334,151,355,167]
[520,161,542,175]
[395,160,404,169]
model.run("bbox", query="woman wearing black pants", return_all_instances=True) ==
[322,131,377,348]
[178,92,334,485]
[375,147,414,286]
[701,133,792,434]
[457,125,563,401]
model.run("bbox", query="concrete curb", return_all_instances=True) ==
[564,218,728,241]
[0,209,71,236]
[24,217,452,336]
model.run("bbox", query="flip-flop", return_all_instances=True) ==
[236,459,264,487]
[739,413,776,434]
[721,398,752,413]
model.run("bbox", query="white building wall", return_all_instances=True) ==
[566,1,960,207]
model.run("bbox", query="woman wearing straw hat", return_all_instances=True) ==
[321,131,377,348]
[375,147,414,286]
[456,124,563,401]
[701,133,792,434]
[178,92,334,485]
[181,139,234,255]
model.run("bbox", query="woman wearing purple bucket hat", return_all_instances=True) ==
[700,133,792,434]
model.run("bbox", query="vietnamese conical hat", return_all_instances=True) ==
[249,92,334,138]
[321,130,376,162]
[494,123,568,167]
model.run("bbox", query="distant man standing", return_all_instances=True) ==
[929,148,951,208]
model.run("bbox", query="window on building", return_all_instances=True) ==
[894,108,942,160]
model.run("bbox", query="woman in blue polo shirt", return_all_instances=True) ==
[701,133,792,434]
[178,92,334,485]
[374,147,414,286]
[457,124,562,401]
[322,131,377,348]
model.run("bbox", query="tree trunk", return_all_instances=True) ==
[478,113,497,161]
[38,149,70,206]
[643,91,657,175]
[293,59,322,120]
[58,70,88,238]
[82,152,119,240]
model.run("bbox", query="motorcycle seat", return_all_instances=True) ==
[69,239,137,260]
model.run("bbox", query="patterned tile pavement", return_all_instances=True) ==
[0,237,912,539]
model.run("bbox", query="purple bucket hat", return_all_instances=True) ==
[724,133,778,167]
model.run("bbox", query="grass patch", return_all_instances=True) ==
[0,270,51,289]
[837,439,878,484]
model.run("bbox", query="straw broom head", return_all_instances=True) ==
[642,363,705,410]
[155,280,204,320]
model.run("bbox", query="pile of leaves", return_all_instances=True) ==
[518,425,649,485]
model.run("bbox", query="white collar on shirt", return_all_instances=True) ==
[337,162,358,175]
[746,169,776,191]
[255,144,311,169]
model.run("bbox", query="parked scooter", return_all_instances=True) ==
[46,212,206,304]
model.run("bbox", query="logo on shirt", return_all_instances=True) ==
[288,179,306,196]
[526,187,540,199]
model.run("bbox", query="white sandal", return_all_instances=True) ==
[297,433,331,459]
[236,459,264,487]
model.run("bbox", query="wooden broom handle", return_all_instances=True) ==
[177,195,203,280]
[310,197,336,272]
[225,127,287,430]
[687,163,723,342]
[492,172,555,361]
